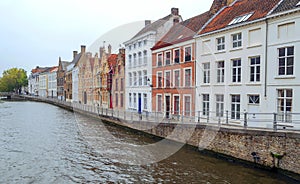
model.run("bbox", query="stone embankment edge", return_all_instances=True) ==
[20,96,300,181]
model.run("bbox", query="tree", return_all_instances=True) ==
[0,68,28,93]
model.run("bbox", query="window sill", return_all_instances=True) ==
[247,44,262,49]
[228,83,242,86]
[229,47,243,52]
[246,83,262,86]
[213,84,225,86]
[274,75,296,79]
[201,53,212,57]
[215,50,226,54]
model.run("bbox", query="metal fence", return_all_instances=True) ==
[23,95,300,131]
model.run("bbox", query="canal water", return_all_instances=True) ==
[0,101,296,183]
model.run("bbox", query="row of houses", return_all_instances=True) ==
[28,0,300,126]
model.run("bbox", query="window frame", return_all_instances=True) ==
[184,45,192,62]
[216,37,225,51]
[232,33,242,48]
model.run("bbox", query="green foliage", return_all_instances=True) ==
[0,68,28,92]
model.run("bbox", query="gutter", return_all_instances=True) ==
[264,19,268,98]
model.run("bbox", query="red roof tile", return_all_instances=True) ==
[200,0,281,35]
[152,11,212,50]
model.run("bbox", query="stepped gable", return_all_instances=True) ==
[152,11,211,50]
[200,0,282,35]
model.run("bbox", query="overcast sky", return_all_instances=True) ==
[0,0,212,76]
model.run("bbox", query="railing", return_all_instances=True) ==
[21,95,300,132]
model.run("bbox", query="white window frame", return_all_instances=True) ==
[165,50,171,65]
[157,52,163,67]
[232,33,242,48]
[184,67,192,87]
[184,45,192,62]
[173,69,181,88]
[232,59,242,83]
[216,94,224,117]
[216,37,225,51]
[216,61,225,83]
[173,94,180,115]
[202,94,210,116]
[278,46,294,76]
[157,71,163,88]
[173,48,180,64]
[156,94,163,112]
[183,94,192,116]
[164,70,171,88]
[249,56,261,83]
[203,63,210,84]
[143,93,148,110]
[231,94,241,120]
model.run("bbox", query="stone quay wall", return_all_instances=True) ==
[20,95,300,177]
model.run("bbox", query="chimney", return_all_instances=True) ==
[99,46,104,58]
[209,0,231,15]
[73,51,78,59]
[81,45,86,54]
[108,44,112,55]
[145,20,151,27]
[171,8,179,16]
[119,48,125,55]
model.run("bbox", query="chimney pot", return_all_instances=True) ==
[81,45,86,54]
[145,20,151,27]
[171,8,179,16]
[73,51,78,59]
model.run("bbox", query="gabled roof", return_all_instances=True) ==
[200,0,282,35]
[272,0,300,14]
[152,11,211,50]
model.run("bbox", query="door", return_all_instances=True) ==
[138,93,142,114]
[165,95,170,118]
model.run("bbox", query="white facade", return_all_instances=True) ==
[266,9,300,120]
[47,69,57,98]
[28,73,39,96]
[124,33,155,113]
[72,66,79,103]
[196,21,269,127]
[38,73,48,97]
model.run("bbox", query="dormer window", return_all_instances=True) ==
[228,13,253,26]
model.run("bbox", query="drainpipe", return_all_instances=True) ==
[264,19,269,98]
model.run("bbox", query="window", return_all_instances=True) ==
[165,51,171,65]
[278,22,295,39]
[217,37,225,51]
[121,78,124,91]
[184,68,192,87]
[184,96,191,116]
[232,59,241,83]
[248,95,260,105]
[277,89,293,122]
[138,41,142,47]
[133,72,137,86]
[157,72,163,88]
[228,13,253,25]
[278,47,294,76]
[232,33,242,48]
[138,71,142,86]
[128,55,132,68]
[202,94,209,116]
[174,70,180,87]
[138,52,142,66]
[250,56,260,82]
[115,93,118,107]
[129,93,132,107]
[174,49,180,64]
[157,53,163,66]
[157,95,162,112]
[249,28,262,46]
[129,73,132,86]
[143,50,148,65]
[143,70,147,86]
[203,63,210,84]
[231,95,241,120]
[133,93,137,109]
[217,61,225,83]
[144,40,147,45]
[143,94,147,110]
[184,46,192,62]
[120,93,124,107]
[133,54,137,66]
[165,71,171,88]
[216,94,224,117]
[174,96,180,114]
[129,45,132,51]
[115,79,118,91]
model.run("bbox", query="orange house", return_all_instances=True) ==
[151,11,213,118]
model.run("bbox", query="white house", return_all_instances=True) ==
[266,0,300,127]
[47,67,58,98]
[38,72,48,97]
[195,0,282,128]
[124,8,182,113]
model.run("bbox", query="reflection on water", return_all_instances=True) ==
[0,101,295,183]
